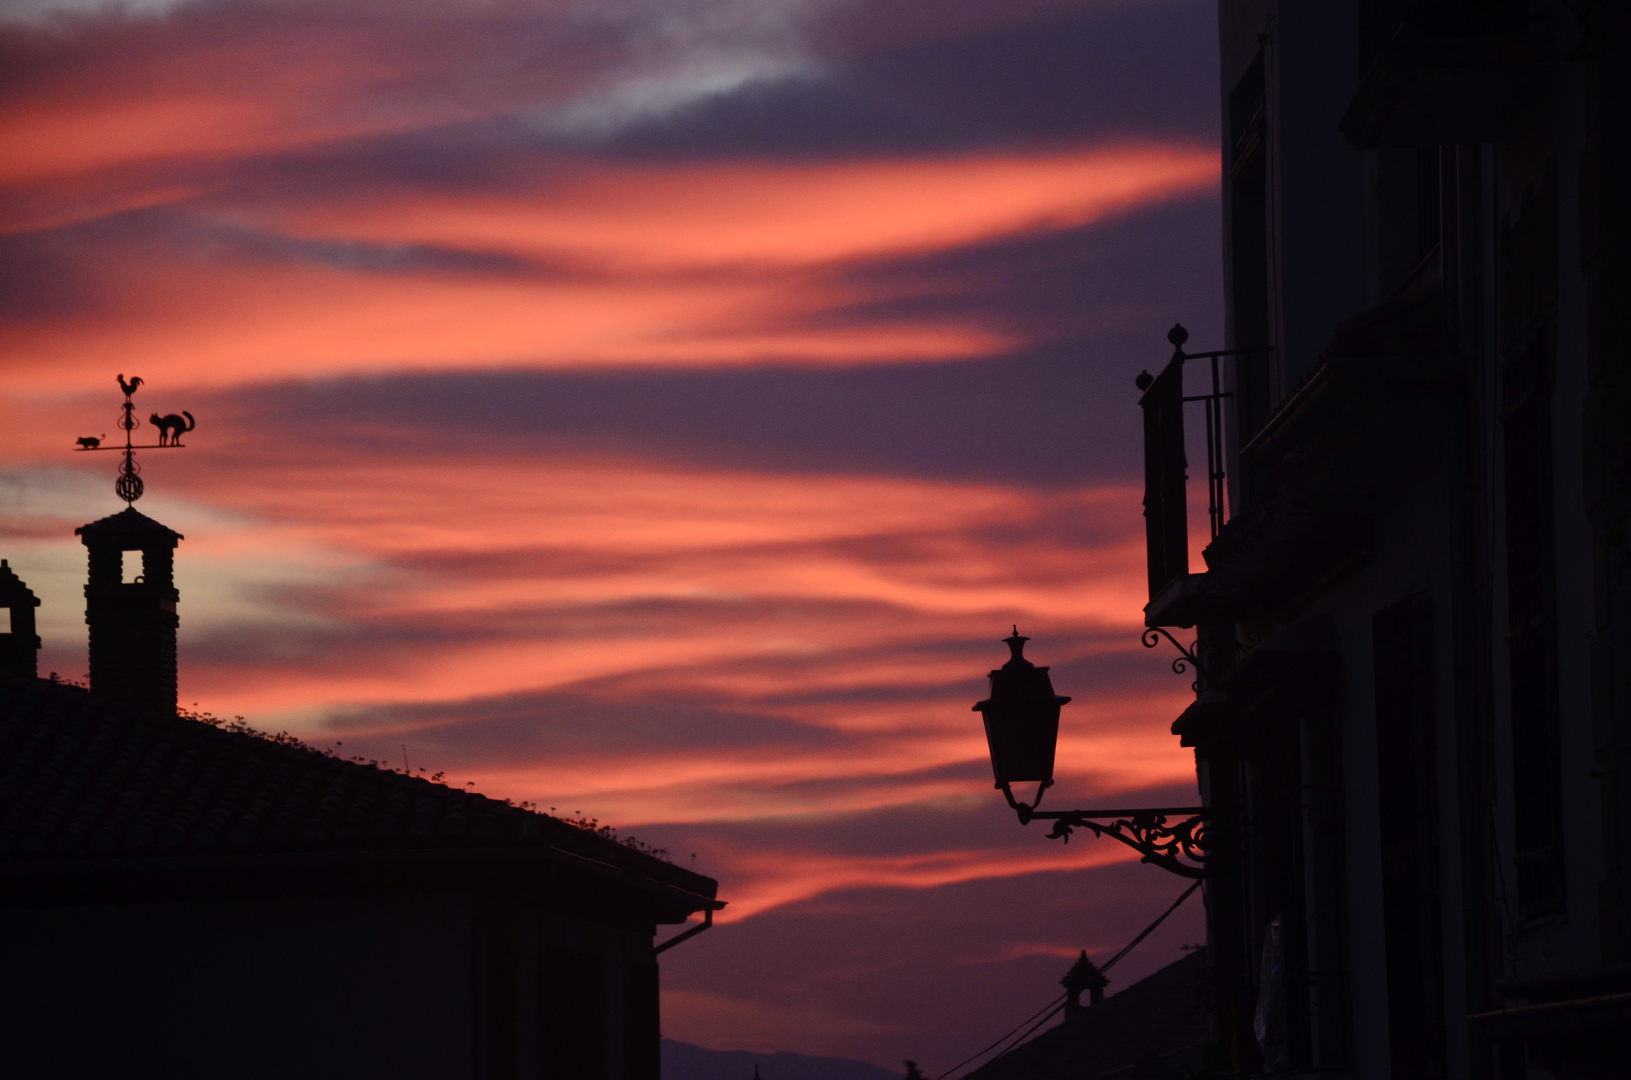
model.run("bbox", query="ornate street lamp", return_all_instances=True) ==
[974,630,1211,878]
[974,627,1070,793]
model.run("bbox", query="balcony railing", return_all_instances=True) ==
[1136,325,1271,604]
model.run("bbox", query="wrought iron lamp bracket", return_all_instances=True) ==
[998,784,1210,878]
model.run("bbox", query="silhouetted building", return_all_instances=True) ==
[1138,3,1630,1077]
[964,952,1211,1080]
[1060,950,1108,1016]
[0,560,41,679]
[0,522,722,1078]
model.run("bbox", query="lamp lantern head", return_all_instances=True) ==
[973,628,1071,789]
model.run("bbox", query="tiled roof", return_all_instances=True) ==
[965,950,1212,1080]
[74,506,184,544]
[0,676,718,910]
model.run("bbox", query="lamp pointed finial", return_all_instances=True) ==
[1002,626,1031,665]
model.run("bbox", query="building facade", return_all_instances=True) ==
[0,511,722,1079]
[1140,2,1629,1077]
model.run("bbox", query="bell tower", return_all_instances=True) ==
[0,559,42,679]
[76,507,183,713]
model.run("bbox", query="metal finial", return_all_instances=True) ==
[1002,626,1031,664]
[1168,323,1189,364]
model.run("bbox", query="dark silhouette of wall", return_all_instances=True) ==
[0,675,722,1080]
[0,560,40,679]
[4,894,476,1079]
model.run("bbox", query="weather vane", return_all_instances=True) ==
[74,375,196,504]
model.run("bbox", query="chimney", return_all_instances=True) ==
[0,559,42,679]
[76,507,184,713]
[1061,950,1108,1019]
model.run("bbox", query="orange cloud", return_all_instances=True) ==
[158,457,1152,708]
[0,8,604,191]
[263,143,1218,268]
[2,143,1212,391]
[682,840,1135,922]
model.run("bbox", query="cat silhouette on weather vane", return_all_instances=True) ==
[150,411,195,446]
[75,374,198,504]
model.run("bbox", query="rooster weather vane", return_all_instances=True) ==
[75,375,196,504]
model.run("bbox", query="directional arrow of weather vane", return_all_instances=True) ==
[74,374,197,505]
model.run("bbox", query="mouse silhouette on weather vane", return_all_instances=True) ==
[75,375,197,504]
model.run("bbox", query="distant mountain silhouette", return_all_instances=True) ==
[661,1038,900,1080]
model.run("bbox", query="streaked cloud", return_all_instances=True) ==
[1,145,1213,390]
[0,0,192,24]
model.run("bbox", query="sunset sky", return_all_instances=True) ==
[0,0,1222,1071]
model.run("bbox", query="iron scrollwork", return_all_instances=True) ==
[1040,808,1209,879]
[1141,626,1214,691]
[999,782,1211,878]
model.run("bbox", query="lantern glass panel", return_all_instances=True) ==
[981,699,1060,784]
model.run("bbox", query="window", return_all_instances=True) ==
[1373,594,1444,1078]
[539,948,608,1080]
[623,961,660,1080]
[1228,54,1274,455]
[1500,165,1563,918]
[489,935,520,1080]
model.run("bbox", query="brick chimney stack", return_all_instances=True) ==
[76,507,184,713]
[0,559,42,679]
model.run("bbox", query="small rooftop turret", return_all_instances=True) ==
[0,560,42,679]
[76,507,184,713]
[1062,950,1109,1018]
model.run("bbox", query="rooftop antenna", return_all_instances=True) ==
[75,375,196,503]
